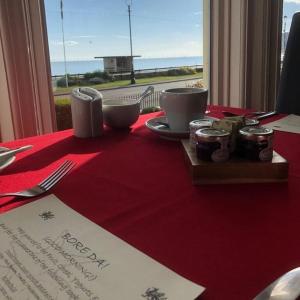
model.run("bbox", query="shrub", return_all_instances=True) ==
[89,77,106,84]
[84,70,102,79]
[167,69,179,76]
[141,106,161,114]
[56,75,77,87]
[178,67,197,75]
[83,70,114,82]
[83,72,93,80]
[55,98,71,106]
[102,71,113,81]
[186,80,204,88]
[55,98,72,130]
[166,67,197,76]
[135,72,156,79]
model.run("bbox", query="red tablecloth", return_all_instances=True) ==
[1,106,300,300]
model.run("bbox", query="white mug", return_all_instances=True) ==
[159,88,208,131]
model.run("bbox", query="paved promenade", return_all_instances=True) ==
[54,77,202,100]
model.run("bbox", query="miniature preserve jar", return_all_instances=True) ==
[237,126,274,161]
[196,128,230,162]
[189,119,212,150]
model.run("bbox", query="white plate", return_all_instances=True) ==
[0,147,16,172]
[145,116,219,141]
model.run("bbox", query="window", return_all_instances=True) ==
[44,0,205,130]
[0,0,283,141]
[282,0,300,56]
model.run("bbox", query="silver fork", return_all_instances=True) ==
[0,160,75,198]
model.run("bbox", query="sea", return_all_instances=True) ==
[50,56,203,76]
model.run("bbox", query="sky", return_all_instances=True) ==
[45,0,203,61]
[44,0,300,62]
[283,0,300,32]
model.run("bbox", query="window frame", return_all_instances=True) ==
[0,0,283,141]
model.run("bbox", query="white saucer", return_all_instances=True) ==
[0,147,16,172]
[145,116,219,141]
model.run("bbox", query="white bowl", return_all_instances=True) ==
[102,99,140,128]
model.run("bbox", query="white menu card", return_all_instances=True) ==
[264,114,300,134]
[0,195,204,300]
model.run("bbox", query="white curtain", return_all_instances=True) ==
[0,0,56,142]
[205,0,283,110]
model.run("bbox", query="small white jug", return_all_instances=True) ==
[71,87,103,138]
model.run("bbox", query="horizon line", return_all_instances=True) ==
[50,55,203,63]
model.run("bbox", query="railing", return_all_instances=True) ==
[51,64,203,81]
[113,64,203,76]
[114,76,205,110]
[116,91,162,111]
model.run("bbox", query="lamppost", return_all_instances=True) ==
[127,0,136,84]
[60,0,68,87]
[283,15,288,53]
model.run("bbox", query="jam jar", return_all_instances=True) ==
[237,126,274,161]
[196,128,230,162]
[189,119,213,150]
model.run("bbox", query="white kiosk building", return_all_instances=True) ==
[94,55,140,73]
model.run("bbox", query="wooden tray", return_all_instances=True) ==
[181,139,289,184]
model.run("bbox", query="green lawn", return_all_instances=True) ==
[53,72,203,95]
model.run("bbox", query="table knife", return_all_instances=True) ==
[256,111,277,120]
[0,145,33,163]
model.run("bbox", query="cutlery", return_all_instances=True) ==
[256,111,277,120]
[222,111,267,118]
[253,267,300,300]
[0,160,75,198]
[222,111,277,120]
[136,86,154,104]
[0,145,33,164]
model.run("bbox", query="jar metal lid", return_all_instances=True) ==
[189,119,212,129]
[196,128,230,141]
[239,126,274,142]
[239,126,273,137]
[196,128,230,137]
[245,118,260,126]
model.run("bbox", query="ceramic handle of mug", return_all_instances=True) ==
[159,93,166,110]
